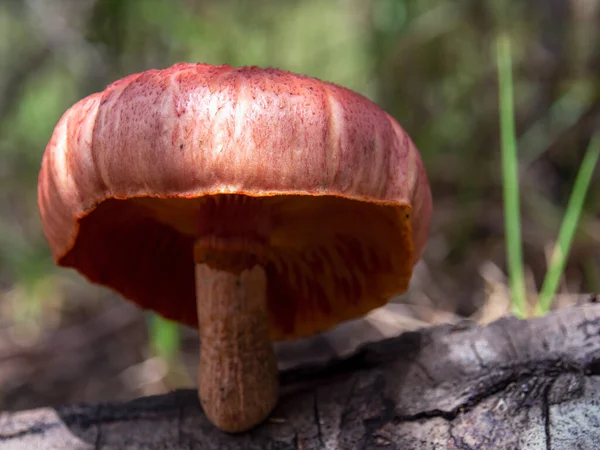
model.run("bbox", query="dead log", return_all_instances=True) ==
[1,301,599,449]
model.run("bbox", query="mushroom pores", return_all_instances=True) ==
[38,63,432,431]
[56,194,415,340]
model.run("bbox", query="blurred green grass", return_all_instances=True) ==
[0,0,598,406]
[148,315,180,365]
[496,33,527,318]
[496,33,599,317]
[536,135,600,314]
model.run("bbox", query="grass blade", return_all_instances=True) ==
[148,314,181,363]
[536,135,600,314]
[496,33,527,318]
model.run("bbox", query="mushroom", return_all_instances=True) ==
[37,63,432,432]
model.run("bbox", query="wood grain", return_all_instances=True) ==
[1,299,599,449]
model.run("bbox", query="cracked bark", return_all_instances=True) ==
[1,302,599,449]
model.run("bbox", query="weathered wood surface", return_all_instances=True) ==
[1,301,599,449]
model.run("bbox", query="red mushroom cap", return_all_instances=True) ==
[38,63,432,340]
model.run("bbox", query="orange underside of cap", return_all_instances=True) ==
[60,193,413,341]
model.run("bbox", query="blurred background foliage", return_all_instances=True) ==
[0,0,598,411]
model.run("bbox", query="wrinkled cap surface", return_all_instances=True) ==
[38,63,432,340]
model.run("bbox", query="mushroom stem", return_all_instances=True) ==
[195,262,279,433]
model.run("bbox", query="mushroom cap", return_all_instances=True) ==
[38,63,432,340]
